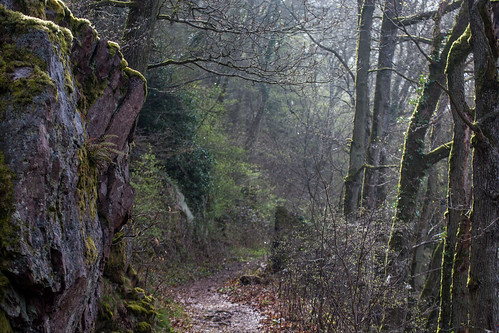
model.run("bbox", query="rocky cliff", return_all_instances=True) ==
[0,0,146,331]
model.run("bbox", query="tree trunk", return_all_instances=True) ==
[381,3,468,331]
[121,0,161,74]
[362,0,400,211]
[410,94,447,296]
[438,21,472,333]
[343,0,374,217]
[467,1,499,331]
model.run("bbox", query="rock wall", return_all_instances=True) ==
[0,1,145,331]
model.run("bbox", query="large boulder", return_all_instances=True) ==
[0,1,145,331]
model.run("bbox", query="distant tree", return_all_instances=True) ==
[361,0,401,211]
[343,0,375,217]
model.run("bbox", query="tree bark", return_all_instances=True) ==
[437,21,472,333]
[467,1,499,331]
[343,0,374,217]
[121,0,161,74]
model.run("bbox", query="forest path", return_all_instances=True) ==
[170,260,267,332]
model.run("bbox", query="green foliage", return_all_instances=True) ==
[166,146,213,211]
[86,135,123,169]
[138,77,214,212]
[96,275,170,333]
[131,148,168,218]
[199,113,277,221]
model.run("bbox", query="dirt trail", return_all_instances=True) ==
[172,261,266,332]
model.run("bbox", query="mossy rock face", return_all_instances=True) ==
[0,1,146,331]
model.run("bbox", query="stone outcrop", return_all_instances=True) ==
[0,0,145,331]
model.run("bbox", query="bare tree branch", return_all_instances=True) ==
[393,0,462,26]
[89,0,136,8]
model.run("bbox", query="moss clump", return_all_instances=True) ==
[0,5,73,53]
[124,67,147,96]
[101,301,114,320]
[85,236,98,265]
[44,0,92,38]
[108,41,120,57]
[125,300,158,317]
[136,321,152,333]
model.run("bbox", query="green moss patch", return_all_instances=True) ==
[0,152,15,252]
[0,310,12,333]
[125,300,158,317]
[124,67,147,96]
[0,43,56,106]
[85,236,98,265]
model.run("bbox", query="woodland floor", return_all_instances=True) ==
[168,259,297,332]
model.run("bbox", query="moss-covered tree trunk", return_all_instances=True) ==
[361,0,400,211]
[437,21,472,333]
[343,0,374,217]
[410,96,446,295]
[381,3,468,331]
[467,1,499,331]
